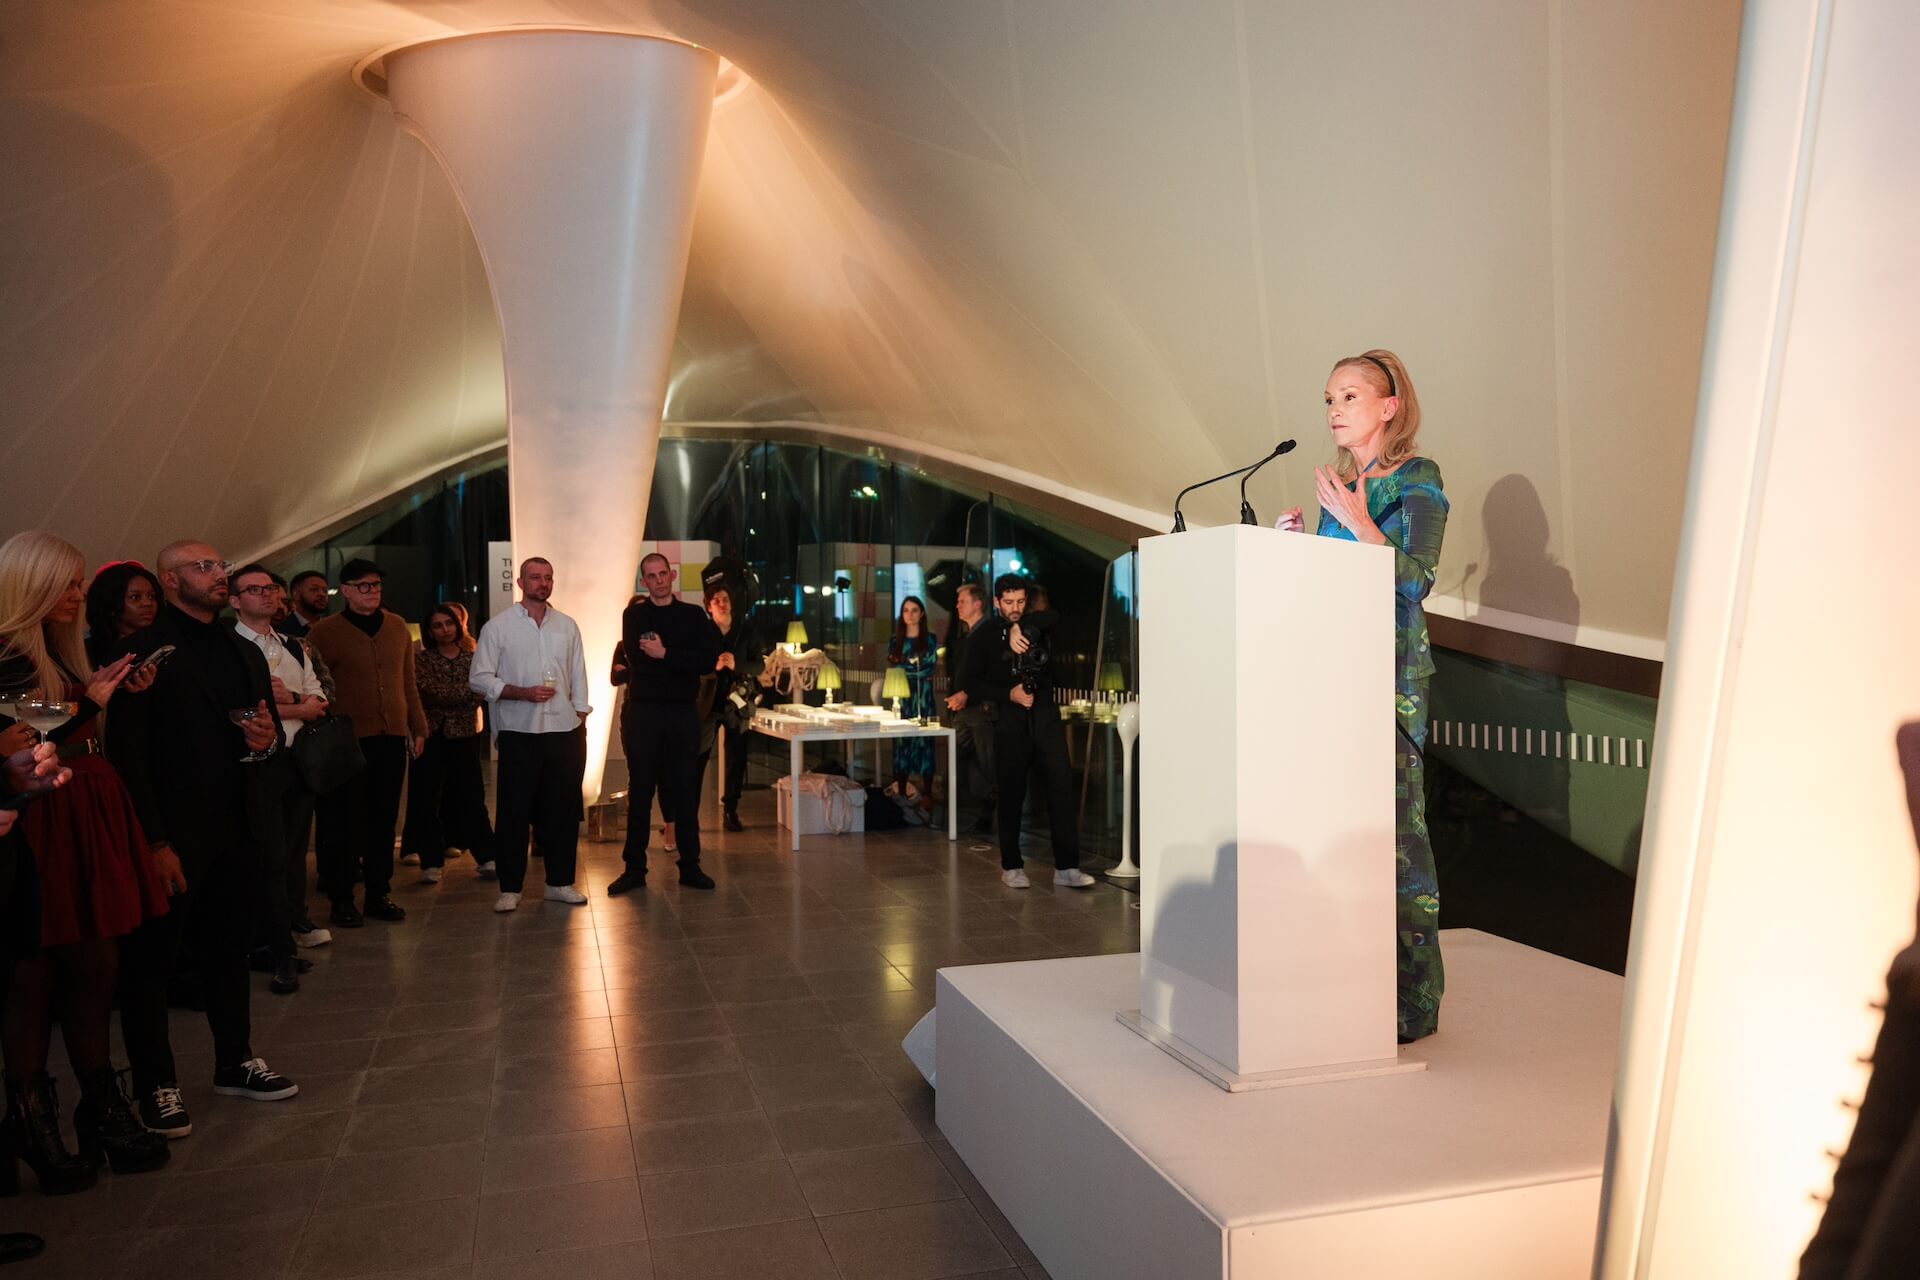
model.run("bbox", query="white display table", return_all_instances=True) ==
[750,706,957,850]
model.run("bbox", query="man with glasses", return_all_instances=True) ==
[110,542,299,1139]
[307,559,426,927]
[231,565,331,989]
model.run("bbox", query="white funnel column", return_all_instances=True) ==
[386,31,717,802]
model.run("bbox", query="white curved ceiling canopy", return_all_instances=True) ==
[0,0,1741,656]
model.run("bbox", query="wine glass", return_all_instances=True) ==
[541,665,559,691]
[229,706,274,763]
[14,694,77,739]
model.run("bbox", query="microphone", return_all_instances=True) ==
[1238,439,1297,526]
[1169,443,1297,532]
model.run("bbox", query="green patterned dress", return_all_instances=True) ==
[1316,456,1448,1041]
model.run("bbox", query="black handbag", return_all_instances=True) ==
[292,713,365,794]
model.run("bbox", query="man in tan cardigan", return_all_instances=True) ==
[308,558,427,927]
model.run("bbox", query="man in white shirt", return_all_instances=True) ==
[230,564,333,990]
[469,556,592,913]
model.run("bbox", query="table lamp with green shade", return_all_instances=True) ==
[881,667,911,719]
[1097,662,1126,694]
[817,660,842,705]
[784,620,808,652]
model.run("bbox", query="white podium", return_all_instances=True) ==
[1127,523,1419,1088]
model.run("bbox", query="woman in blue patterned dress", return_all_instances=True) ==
[1277,349,1449,1042]
[887,596,939,809]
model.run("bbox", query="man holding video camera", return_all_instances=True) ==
[961,574,1096,890]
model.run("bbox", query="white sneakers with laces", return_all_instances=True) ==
[1001,868,1031,889]
[543,884,587,905]
[1054,868,1097,889]
[494,892,521,913]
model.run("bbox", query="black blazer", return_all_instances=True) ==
[108,605,282,859]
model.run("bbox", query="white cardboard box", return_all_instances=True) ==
[774,774,866,834]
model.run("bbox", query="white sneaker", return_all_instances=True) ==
[493,892,520,913]
[400,852,420,866]
[421,867,444,884]
[1001,868,1031,889]
[543,884,587,905]
[1054,868,1097,890]
[292,927,332,948]
[476,861,497,880]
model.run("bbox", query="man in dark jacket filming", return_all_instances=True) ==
[960,574,1095,891]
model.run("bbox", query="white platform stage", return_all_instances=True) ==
[934,930,1621,1279]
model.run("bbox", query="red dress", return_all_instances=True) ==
[15,688,171,945]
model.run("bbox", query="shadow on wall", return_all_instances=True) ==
[1470,473,1580,834]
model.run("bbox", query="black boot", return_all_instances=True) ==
[73,1068,169,1175]
[722,807,744,833]
[2,1073,96,1195]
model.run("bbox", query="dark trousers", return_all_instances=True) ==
[692,718,749,815]
[404,734,495,870]
[994,709,1080,872]
[316,734,406,906]
[495,727,585,894]
[623,702,702,873]
[953,705,998,825]
[246,751,315,960]
[1801,949,1920,1279]
[119,841,255,1090]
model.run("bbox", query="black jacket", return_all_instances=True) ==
[620,599,721,706]
[960,611,1060,718]
[108,604,282,859]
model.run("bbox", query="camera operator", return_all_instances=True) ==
[960,574,1096,890]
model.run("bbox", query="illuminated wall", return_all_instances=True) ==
[1597,1,1920,1273]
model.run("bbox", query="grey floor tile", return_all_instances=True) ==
[360,1058,496,1106]
[602,982,716,1016]
[119,1211,308,1280]
[628,1110,783,1174]
[371,1027,500,1068]
[494,1046,624,1092]
[621,1070,759,1123]
[732,1027,861,1069]
[816,1199,1013,1280]
[471,1240,651,1280]
[614,1037,741,1081]
[318,1141,487,1212]
[291,1194,479,1278]
[340,1098,489,1154]
[178,1108,351,1171]
[611,1007,730,1046]
[147,1157,330,1226]
[480,1117,633,1188]
[747,1057,890,1113]
[486,1081,629,1137]
[475,1175,646,1258]
[766,1096,922,1157]
[639,1158,812,1238]
[789,1143,963,1216]
[647,1218,840,1280]
[496,1015,616,1059]
[717,998,836,1036]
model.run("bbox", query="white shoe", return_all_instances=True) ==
[543,884,587,905]
[1001,868,1031,889]
[476,861,497,880]
[400,852,420,866]
[292,927,332,948]
[493,892,520,913]
[421,867,443,884]
[1054,868,1097,890]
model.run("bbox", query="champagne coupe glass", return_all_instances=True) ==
[14,694,77,739]
[229,706,274,763]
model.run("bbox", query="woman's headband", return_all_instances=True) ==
[1360,354,1398,398]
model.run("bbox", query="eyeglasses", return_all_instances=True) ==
[181,559,233,576]
[233,584,281,597]
[341,581,384,594]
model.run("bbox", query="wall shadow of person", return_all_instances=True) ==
[1471,473,1580,838]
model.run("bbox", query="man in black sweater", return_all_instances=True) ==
[608,553,721,894]
[111,541,299,1141]
[960,575,1095,891]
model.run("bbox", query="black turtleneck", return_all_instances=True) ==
[164,602,250,711]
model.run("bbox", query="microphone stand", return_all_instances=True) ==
[1171,440,1294,532]
[1238,439,1297,525]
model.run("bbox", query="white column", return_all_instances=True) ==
[1597,2,1920,1274]
[386,30,717,802]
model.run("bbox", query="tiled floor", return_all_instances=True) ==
[15,790,1139,1279]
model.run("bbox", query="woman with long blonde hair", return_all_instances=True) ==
[0,531,171,1190]
[1277,350,1449,1042]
